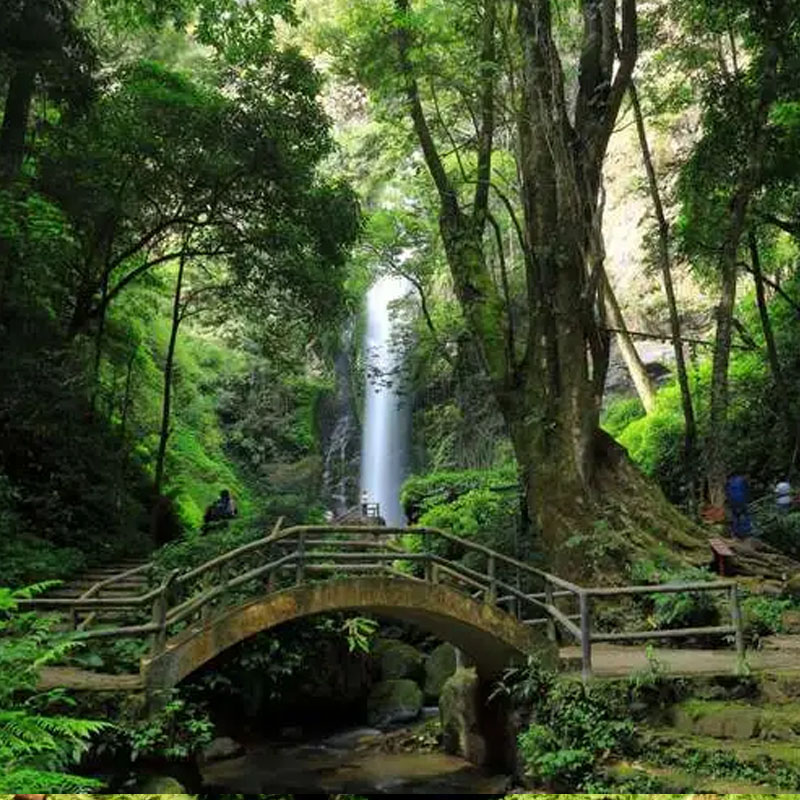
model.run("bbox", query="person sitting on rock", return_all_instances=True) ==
[203,488,238,530]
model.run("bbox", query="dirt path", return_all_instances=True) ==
[561,634,800,677]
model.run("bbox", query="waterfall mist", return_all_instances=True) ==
[360,276,412,527]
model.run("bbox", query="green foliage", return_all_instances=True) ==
[0,585,107,792]
[741,594,795,644]
[340,615,379,653]
[629,559,720,630]
[498,658,635,790]
[601,396,647,440]
[118,690,214,762]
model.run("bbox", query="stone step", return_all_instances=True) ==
[46,587,148,598]
[671,698,800,741]
[605,760,783,793]
[641,726,800,784]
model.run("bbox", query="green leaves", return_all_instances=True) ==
[0,585,109,792]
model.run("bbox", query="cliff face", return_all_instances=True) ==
[602,99,714,398]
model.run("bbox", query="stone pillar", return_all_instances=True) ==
[439,666,516,771]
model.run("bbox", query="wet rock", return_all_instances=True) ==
[374,638,424,680]
[424,642,457,700]
[324,727,383,748]
[439,667,487,766]
[367,678,423,725]
[202,736,245,762]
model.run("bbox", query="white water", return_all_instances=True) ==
[360,276,412,527]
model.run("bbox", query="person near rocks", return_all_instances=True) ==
[725,472,752,538]
[775,479,793,514]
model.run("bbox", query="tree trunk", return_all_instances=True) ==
[0,61,36,184]
[706,44,779,506]
[154,252,187,495]
[749,231,795,451]
[393,0,707,574]
[602,270,657,412]
[629,82,699,511]
[90,278,109,413]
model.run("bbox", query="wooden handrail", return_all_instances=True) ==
[22,519,747,683]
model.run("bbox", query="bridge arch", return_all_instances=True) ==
[141,576,555,693]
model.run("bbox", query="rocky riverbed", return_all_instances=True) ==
[200,717,509,793]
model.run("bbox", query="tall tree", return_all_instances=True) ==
[673,0,796,504]
[328,0,706,570]
[629,81,699,510]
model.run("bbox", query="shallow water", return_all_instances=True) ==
[201,726,508,794]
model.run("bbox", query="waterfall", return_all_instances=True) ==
[360,275,412,527]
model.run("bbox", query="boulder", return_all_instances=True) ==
[439,667,487,766]
[786,573,800,599]
[201,736,245,762]
[374,638,424,680]
[367,678,423,726]
[781,609,800,634]
[424,642,457,700]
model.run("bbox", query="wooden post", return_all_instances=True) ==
[486,553,496,604]
[296,531,306,585]
[579,591,592,681]
[730,582,745,666]
[201,571,212,623]
[424,531,433,583]
[150,569,178,658]
[544,579,556,642]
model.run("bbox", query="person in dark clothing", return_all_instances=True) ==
[203,488,238,529]
[725,473,752,538]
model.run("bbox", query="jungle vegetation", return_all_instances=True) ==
[4,0,800,793]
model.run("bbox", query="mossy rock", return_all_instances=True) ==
[367,678,423,726]
[136,776,188,793]
[424,642,457,700]
[672,700,761,739]
[373,638,424,680]
[759,670,800,704]
[438,666,487,765]
[786,572,800,599]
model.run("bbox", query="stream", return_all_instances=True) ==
[200,719,509,794]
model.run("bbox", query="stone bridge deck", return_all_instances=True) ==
[38,635,800,692]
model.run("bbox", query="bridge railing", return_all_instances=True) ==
[17,521,746,680]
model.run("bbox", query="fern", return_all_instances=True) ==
[0,585,110,791]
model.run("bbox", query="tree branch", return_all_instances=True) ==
[395,0,457,211]
[473,0,497,222]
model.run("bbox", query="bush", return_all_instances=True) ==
[629,559,720,630]
[501,659,634,790]
[741,593,795,644]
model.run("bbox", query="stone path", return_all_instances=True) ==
[560,634,800,677]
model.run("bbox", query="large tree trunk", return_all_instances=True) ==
[749,231,795,455]
[629,83,698,510]
[154,252,186,494]
[0,61,36,184]
[602,270,657,412]
[394,0,705,575]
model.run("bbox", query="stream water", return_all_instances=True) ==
[200,721,508,794]
[360,275,412,526]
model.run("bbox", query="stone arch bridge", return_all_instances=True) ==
[23,523,747,697]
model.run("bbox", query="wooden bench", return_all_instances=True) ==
[709,536,734,576]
